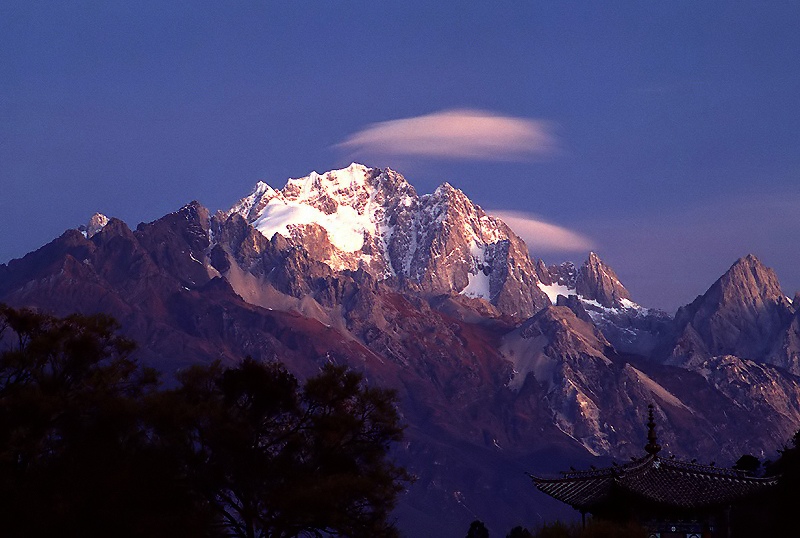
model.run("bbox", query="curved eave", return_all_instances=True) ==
[529,456,779,512]
[529,472,616,512]
[621,463,779,509]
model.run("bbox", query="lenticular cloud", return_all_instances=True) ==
[490,210,595,254]
[337,109,558,161]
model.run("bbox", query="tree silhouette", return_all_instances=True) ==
[733,454,761,475]
[0,305,208,537]
[738,430,800,536]
[0,305,410,537]
[506,525,533,538]
[169,358,411,537]
[466,519,490,538]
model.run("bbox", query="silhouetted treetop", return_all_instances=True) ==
[0,305,410,538]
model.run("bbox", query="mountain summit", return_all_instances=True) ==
[671,254,795,367]
[225,164,550,318]
[2,165,800,536]
[575,251,633,308]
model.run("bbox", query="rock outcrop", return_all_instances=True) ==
[225,164,550,319]
[3,166,800,537]
[575,252,632,308]
[669,255,795,368]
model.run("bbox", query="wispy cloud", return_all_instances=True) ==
[490,210,595,254]
[336,109,559,161]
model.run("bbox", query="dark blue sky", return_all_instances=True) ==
[2,1,799,311]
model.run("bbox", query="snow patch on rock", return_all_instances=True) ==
[252,201,372,252]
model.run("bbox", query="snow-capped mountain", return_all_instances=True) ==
[2,164,800,536]
[225,163,668,334]
[225,163,550,318]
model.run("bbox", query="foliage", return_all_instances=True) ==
[466,519,490,538]
[0,305,410,538]
[507,525,533,537]
[169,358,411,537]
[732,453,761,475]
[731,430,800,536]
[0,305,206,537]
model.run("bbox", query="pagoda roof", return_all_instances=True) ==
[530,453,777,511]
[530,405,777,512]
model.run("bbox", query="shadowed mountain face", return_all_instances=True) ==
[670,255,798,371]
[2,165,800,536]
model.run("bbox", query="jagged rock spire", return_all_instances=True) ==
[644,404,661,455]
[575,252,632,308]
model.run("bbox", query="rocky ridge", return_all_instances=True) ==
[225,164,550,319]
[669,255,797,369]
[2,164,800,536]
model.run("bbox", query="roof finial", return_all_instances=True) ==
[645,404,661,456]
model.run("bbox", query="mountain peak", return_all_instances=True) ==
[671,254,793,365]
[720,254,783,303]
[220,165,549,318]
[79,213,110,238]
[87,212,109,236]
[728,253,768,276]
[434,181,456,193]
[575,252,632,308]
[283,163,372,200]
[226,165,392,255]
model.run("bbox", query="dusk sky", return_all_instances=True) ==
[2,2,799,312]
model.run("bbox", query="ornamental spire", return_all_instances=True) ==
[644,404,661,455]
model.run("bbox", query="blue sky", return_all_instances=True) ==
[2,1,799,311]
